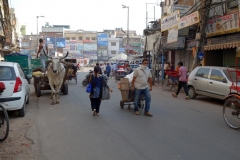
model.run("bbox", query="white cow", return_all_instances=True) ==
[45,52,68,105]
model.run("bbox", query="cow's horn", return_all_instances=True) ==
[60,52,69,60]
[43,49,52,59]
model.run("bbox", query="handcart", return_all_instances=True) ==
[118,78,145,110]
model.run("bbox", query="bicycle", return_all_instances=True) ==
[223,96,240,129]
[0,101,9,142]
[0,81,21,141]
[162,70,179,91]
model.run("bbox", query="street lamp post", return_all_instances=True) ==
[36,16,44,46]
[122,5,129,61]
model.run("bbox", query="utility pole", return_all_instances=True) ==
[192,0,212,70]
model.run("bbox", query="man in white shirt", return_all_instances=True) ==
[131,59,152,116]
[36,38,48,71]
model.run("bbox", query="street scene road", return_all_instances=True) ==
[2,68,240,160]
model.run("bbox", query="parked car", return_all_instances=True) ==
[0,62,30,117]
[187,66,239,100]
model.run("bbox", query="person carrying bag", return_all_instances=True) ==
[89,66,112,116]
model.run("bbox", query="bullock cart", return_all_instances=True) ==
[33,57,70,97]
[64,58,78,84]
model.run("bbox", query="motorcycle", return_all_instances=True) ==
[82,70,108,86]
[82,70,93,86]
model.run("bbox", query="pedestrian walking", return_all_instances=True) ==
[131,59,153,116]
[96,63,103,75]
[89,66,113,116]
[36,38,48,71]
[106,63,111,78]
[172,62,189,100]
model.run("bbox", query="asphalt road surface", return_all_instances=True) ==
[27,67,240,160]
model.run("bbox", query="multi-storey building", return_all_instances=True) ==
[64,30,97,63]
[20,34,38,55]
[40,26,67,56]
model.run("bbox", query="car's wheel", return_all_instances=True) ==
[26,95,29,104]
[188,86,197,99]
[63,83,68,95]
[18,101,26,117]
[82,79,88,86]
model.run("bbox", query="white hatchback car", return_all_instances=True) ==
[0,62,30,117]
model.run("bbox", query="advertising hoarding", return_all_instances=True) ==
[206,12,240,37]
[83,44,97,51]
[178,11,200,30]
[97,33,108,46]
[167,27,178,44]
[46,37,66,48]
[161,10,180,32]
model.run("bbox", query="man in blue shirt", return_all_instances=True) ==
[106,63,111,78]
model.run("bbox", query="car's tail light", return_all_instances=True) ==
[13,77,22,93]
[0,82,5,93]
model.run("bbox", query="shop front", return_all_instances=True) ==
[204,33,240,67]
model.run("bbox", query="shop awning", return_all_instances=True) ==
[204,41,240,51]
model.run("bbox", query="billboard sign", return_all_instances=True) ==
[167,27,178,43]
[84,44,97,51]
[97,33,108,46]
[161,10,180,32]
[46,37,66,48]
[178,11,200,30]
[206,12,240,37]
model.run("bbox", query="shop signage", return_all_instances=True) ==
[97,33,108,46]
[48,44,53,49]
[70,45,76,51]
[178,27,189,36]
[178,11,200,30]
[161,10,180,32]
[83,44,97,51]
[197,52,204,60]
[170,5,192,15]
[162,36,185,50]
[186,40,197,50]
[167,27,178,43]
[206,12,240,37]
[21,42,29,47]
[206,33,240,45]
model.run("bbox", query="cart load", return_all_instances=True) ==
[118,77,145,109]
[4,52,32,84]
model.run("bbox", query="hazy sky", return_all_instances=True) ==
[10,0,161,35]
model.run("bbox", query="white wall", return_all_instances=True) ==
[108,38,119,57]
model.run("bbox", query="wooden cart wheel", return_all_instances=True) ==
[120,101,124,109]
[36,84,41,97]
[63,83,68,95]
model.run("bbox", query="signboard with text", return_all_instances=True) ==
[178,11,200,30]
[97,33,108,46]
[167,27,178,43]
[46,37,66,48]
[206,12,240,37]
[161,10,180,32]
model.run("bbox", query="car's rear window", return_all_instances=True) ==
[0,66,16,81]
